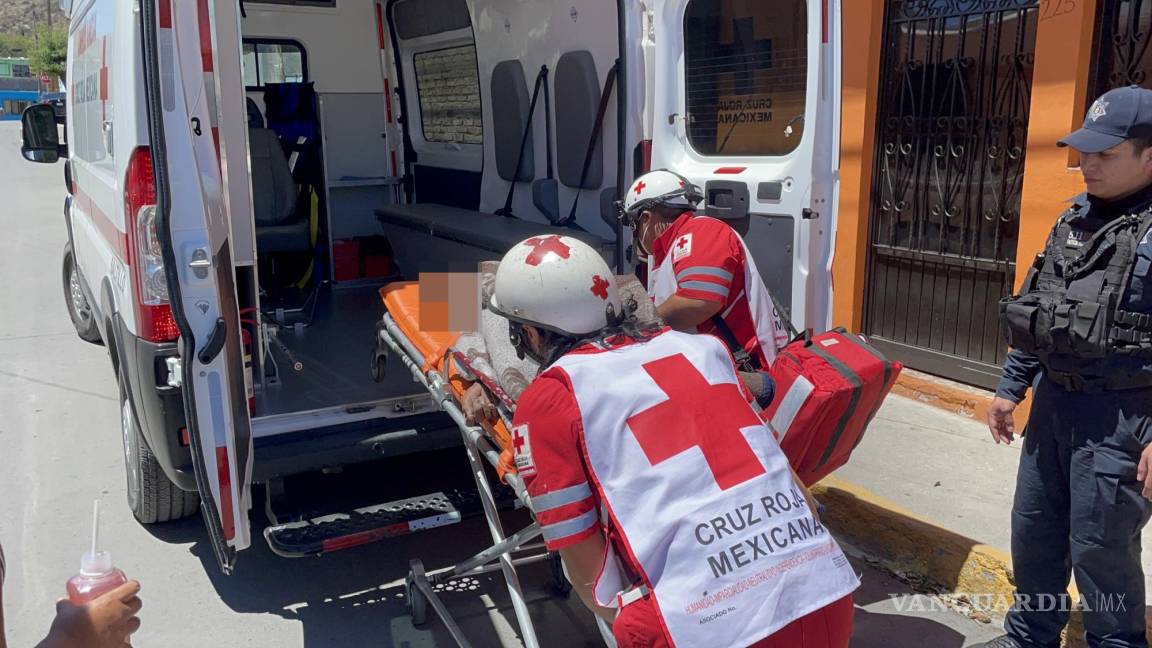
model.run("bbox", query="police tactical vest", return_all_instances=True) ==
[1000,200,1152,389]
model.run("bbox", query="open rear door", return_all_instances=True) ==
[143,0,252,573]
[651,0,841,332]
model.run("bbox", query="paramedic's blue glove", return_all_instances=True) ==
[754,371,775,409]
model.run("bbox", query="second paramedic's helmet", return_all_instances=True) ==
[619,169,704,226]
[490,235,622,337]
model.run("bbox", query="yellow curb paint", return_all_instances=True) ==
[816,476,1152,646]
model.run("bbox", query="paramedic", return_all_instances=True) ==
[980,86,1152,648]
[489,234,858,648]
[620,169,788,408]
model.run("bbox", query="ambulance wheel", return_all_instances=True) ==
[405,573,428,626]
[550,552,572,597]
[120,379,200,524]
[63,243,103,345]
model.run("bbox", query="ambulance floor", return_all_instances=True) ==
[255,282,422,418]
[837,393,1152,607]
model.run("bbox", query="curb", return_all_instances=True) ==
[815,475,1150,647]
[812,475,1016,620]
[890,369,997,423]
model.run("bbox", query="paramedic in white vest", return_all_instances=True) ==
[488,235,858,648]
[621,170,789,408]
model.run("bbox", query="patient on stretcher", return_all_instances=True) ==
[457,261,658,424]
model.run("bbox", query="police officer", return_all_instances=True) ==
[980,85,1152,648]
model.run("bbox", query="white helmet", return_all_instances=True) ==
[618,169,704,226]
[490,235,622,337]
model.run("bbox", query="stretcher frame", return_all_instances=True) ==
[377,311,552,648]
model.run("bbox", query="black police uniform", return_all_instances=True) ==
[996,182,1152,648]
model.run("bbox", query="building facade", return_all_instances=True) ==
[833,0,1144,389]
[0,57,39,120]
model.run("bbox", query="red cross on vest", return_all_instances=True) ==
[626,354,766,490]
[634,181,647,195]
[523,236,572,266]
[675,236,690,252]
[513,426,526,452]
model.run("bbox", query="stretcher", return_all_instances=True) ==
[375,279,619,648]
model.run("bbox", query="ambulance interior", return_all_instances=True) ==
[219,0,815,432]
[226,0,627,426]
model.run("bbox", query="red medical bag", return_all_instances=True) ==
[765,330,902,486]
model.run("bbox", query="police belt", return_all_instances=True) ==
[1044,367,1152,392]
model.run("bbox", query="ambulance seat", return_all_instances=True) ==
[249,126,310,253]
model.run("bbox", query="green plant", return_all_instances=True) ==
[28,26,65,81]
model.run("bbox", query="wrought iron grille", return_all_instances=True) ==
[864,0,1039,388]
[1090,0,1152,97]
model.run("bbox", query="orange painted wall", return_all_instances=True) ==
[831,0,885,332]
[1015,3,1100,289]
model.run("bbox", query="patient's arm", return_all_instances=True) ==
[461,383,499,425]
[559,532,617,623]
[655,294,723,331]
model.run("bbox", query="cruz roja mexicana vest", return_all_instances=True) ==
[551,329,858,647]
[1001,194,1152,390]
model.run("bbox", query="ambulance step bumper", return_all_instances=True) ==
[263,487,519,557]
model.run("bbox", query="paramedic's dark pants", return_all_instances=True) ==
[1004,378,1152,648]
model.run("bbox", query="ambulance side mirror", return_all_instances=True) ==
[21,104,66,164]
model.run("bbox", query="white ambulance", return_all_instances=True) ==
[21,0,841,573]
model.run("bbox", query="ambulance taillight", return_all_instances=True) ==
[124,147,179,343]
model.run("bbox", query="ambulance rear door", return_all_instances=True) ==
[650,0,841,332]
[143,0,253,573]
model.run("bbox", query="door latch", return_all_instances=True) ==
[189,248,212,279]
[802,208,819,220]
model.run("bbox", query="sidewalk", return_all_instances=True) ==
[826,393,1152,632]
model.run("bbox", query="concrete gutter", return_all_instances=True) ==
[815,475,1150,647]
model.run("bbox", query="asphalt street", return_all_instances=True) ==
[0,120,1001,647]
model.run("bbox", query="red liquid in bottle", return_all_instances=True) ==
[66,551,128,604]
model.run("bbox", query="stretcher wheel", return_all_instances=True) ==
[549,552,572,597]
[406,560,429,626]
[369,346,387,383]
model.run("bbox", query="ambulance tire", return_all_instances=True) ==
[63,244,103,345]
[119,380,200,524]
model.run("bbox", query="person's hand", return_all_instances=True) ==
[461,383,498,425]
[39,581,142,648]
[1137,444,1152,501]
[987,397,1019,445]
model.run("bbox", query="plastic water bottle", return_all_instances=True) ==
[66,501,128,604]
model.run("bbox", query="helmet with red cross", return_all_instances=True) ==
[490,235,622,337]
[618,169,704,227]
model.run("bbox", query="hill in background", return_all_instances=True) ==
[0,1,65,40]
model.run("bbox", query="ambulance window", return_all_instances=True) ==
[241,40,307,89]
[414,46,483,145]
[684,0,808,157]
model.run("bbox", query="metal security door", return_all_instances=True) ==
[864,0,1039,389]
[1090,0,1152,96]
